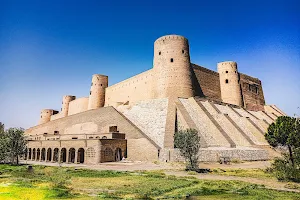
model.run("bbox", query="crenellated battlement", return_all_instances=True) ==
[218,61,237,69]
[154,35,187,44]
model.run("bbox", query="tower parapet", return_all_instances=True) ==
[88,74,108,110]
[61,95,76,117]
[217,61,243,106]
[38,109,58,124]
[152,35,193,99]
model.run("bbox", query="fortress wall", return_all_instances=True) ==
[50,113,63,121]
[25,107,159,161]
[105,69,153,107]
[68,97,89,116]
[192,64,222,101]
[240,73,265,111]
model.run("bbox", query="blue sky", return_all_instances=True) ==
[0,0,299,129]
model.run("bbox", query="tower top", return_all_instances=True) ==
[154,35,187,44]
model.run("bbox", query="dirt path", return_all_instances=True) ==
[165,171,300,193]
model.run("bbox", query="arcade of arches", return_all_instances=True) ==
[25,146,126,164]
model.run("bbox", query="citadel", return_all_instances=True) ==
[25,35,285,164]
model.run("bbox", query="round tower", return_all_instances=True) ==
[38,109,54,124]
[61,95,76,117]
[152,35,194,99]
[88,74,108,110]
[217,61,243,106]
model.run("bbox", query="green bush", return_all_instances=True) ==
[272,156,300,182]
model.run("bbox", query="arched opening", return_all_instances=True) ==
[28,148,32,160]
[53,148,59,162]
[41,148,46,161]
[115,148,122,162]
[47,148,52,161]
[37,148,40,161]
[77,148,85,164]
[68,148,76,163]
[60,148,67,163]
[32,148,36,160]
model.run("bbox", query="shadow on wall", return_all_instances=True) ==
[191,65,205,97]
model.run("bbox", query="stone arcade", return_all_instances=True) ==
[25,35,286,164]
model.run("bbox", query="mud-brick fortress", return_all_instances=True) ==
[25,35,286,164]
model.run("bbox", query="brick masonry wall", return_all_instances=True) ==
[240,73,265,111]
[105,69,153,107]
[192,64,222,101]
[68,97,89,116]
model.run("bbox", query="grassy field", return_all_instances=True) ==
[0,164,299,200]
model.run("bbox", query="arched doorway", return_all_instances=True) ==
[37,148,40,161]
[60,148,67,163]
[77,148,85,164]
[115,148,122,162]
[41,148,46,161]
[28,148,32,160]
[69,148,75,163]
[53,148,59,162]
[32,148,36,160]
[47,148,52,161]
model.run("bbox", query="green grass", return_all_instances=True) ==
[0,164,299,199]
[211,168,275,180]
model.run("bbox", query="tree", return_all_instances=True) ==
[5,128,27,165]
[0,122,4,134]
[174,129,201,171]
[0,122,7,162]
[265,116,300,166]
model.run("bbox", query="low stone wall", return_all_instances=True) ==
[160,147,269,162]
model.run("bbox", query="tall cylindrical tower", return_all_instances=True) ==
[61,95,76,117]
[88,74,108,110]
[152,35,194,99]
[38,109,56,124]
[217,61,243,106]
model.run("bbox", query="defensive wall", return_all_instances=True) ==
[37,34,266,124]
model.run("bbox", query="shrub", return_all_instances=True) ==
[174,129,201,171]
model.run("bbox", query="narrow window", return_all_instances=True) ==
[72,137,78,139]
[248,84,251,91]
[226,71,228,73]
[170,58,173,62]
[159,51,161,55]
[225,79,229,83]
[90,91,92,95]
[182,50,184,54]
